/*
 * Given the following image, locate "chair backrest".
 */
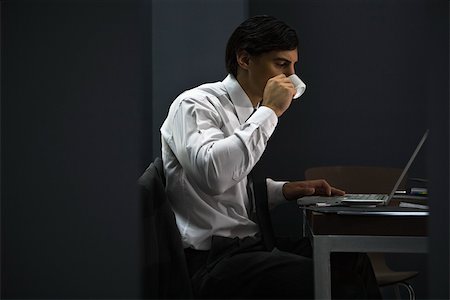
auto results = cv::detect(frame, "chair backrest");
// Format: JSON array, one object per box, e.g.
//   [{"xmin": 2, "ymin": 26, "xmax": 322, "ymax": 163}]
[
  {"xmin": 139, "ymin": 157, "xmax": 193, "ymax": 299},
  {"xmin": 304, "ymin": 166, "xmax": 406, "ymax": 194}
]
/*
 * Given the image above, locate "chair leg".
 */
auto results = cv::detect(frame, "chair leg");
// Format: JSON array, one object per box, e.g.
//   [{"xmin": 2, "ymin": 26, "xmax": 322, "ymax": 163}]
[
  {"xmin": 398, "ymin": 282, "xmax": 415, "ymax": 300},
  {"xmin": 392, "ymin": 282, "xmax": 416, "ymax": 300}
]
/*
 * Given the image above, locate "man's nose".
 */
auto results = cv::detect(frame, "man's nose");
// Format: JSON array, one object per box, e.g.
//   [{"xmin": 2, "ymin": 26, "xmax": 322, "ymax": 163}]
[{"xmin": 286, "ymin": 65, "xmax": 296, "ymax": 77}]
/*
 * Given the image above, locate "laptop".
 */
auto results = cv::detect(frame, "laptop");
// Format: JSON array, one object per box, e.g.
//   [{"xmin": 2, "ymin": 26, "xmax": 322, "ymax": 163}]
[{"xmin": 297, "ymin": 130, "xmax": 429, "ymax": 207}]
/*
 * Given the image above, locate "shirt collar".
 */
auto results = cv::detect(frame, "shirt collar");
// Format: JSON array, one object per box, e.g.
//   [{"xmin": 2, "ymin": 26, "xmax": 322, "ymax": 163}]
[{"xmin": 223, "ymin": 74, "xmax": 255, "ymax": 124}]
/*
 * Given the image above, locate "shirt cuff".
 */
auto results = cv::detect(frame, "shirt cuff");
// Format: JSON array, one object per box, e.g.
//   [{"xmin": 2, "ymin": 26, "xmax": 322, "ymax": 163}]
[
  {"xmin": 266, "ymin": 178, "xmax": 289, "ymax": 209},
  {"xmin": 246, "ymin": 106, "xmax": 278, "ymax": 135}
]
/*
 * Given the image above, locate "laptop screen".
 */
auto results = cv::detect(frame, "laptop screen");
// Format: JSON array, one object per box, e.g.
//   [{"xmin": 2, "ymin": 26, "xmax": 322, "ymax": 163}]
[{"xmin": 386, "ymin": 129, "xmax": 429, "ymax": 203}]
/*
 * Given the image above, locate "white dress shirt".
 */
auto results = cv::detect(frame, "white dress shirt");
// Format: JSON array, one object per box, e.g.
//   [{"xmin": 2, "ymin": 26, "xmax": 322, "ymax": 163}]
[{"xmin": 160, "ymin": 74, "xmax": 288, "ymax": 250}]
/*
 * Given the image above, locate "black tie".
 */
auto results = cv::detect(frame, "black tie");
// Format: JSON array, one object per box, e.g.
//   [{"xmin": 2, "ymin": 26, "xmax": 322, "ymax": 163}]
[
  {"xmin": 248, "ymin": 169, "xmax": 275, "ymax": 250},
  {"xmin": 246, "ymin": 173, "xmax": 257, "ymax": 221}
]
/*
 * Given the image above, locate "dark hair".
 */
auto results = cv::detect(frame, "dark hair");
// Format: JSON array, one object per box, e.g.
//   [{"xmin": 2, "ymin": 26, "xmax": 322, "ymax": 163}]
[{"xmin": 225, "ymin": 15, "xmax": 299, "ymax": 77}]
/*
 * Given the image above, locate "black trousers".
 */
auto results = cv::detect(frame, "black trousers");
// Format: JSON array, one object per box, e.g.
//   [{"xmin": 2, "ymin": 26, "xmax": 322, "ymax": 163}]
[{"xmin": 185, "ymin": 235, "xmax": 382, "ymax": 299}]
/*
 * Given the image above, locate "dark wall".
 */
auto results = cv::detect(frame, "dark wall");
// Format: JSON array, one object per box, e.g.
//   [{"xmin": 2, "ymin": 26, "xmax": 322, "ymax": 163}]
[
  {"xmin": 425, "ymin": 2, "xmax": 449, "ymax": 297},
  {"xmin": 1, "ymin": 1, "xmax": 147, "ymax": 298},
  {"xmin": 150, "ymin": 0, "xmax": 248, "ymax": 157},
  {"xmin": 250, "ymin": 0, "xmax": 430, "ymax": 181}
]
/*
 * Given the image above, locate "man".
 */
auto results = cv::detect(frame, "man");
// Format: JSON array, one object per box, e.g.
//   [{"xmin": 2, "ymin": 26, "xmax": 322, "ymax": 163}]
[{"xmin": 160, "ymin": 15, "xmax": 381, "ymax": 299}]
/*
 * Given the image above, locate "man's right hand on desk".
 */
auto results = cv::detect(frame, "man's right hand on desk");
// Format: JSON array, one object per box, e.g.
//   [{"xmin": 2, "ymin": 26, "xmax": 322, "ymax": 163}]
[{"xmin": 282, "ymin": 179, "xmax": 346, "ymax": 201}]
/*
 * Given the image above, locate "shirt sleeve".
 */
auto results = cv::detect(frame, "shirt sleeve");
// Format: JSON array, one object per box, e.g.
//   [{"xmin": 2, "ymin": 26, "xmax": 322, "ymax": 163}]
[
  {"xmin": 266, "ymin": 178, "xmax": 289, "ymax": 209},
  {"xmin": 168, "ymin": 97, "xmax": 278, "ymax": 195}
]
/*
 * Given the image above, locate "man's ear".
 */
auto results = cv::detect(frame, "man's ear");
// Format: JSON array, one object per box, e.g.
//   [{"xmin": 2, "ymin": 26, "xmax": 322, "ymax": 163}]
[{"xmin": 236, "ymin": 49, "xmax": 251, "ymax": 70}]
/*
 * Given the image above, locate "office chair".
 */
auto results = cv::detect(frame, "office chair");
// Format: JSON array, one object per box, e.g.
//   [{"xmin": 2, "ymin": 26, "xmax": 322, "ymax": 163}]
[
  {"xmin": 304, "ymin": 165, "xmax": 419, "ymax": 300},
  {"xmin": 137, "ymin": 158, "xmax": 278, "ymax": 298},
  {"xmin": 138, "ymin": 157, "xmax": 193, "ymax": 299}
]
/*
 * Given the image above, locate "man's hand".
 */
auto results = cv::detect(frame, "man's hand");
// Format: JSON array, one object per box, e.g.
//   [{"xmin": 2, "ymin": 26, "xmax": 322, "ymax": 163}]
[
  {"xmin": 261, "ymin": 74, "xmax": 296, "ymax": 117},
  {"xmin": 282, "ymin": 179, "xmax": 346, "ymax": 201}
]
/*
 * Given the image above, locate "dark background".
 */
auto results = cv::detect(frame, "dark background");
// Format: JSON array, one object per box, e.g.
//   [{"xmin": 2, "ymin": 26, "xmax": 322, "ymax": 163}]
[{"xmin": 1, "ymin": 0, "xmax": 448, "ymax": 298}]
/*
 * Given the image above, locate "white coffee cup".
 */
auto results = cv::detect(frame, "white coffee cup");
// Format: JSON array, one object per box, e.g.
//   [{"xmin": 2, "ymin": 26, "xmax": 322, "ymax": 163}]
[{"xmin": 288, "ymin": 74, "xmax": 306, "ymax": 99}]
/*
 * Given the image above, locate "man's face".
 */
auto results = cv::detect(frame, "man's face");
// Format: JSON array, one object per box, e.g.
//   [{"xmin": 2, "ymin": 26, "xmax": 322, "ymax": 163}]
[{"xmin": 247, "ymin": 49, "xmax": 298, "ymax": 99}]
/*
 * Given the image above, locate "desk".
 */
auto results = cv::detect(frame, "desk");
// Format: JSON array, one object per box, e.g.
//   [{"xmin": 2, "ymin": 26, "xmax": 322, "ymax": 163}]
[{"xmin": 303, "ymin": 205, "xmax": 428, "ymax": 299}]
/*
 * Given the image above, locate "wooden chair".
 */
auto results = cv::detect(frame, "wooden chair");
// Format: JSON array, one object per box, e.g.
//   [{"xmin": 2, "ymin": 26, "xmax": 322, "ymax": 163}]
[{"xmin": 304, "ymin": 166, "xmax": 419, "ymax": 300}]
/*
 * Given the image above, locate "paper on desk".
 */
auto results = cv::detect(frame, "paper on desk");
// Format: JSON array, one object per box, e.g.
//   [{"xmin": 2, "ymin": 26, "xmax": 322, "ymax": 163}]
[{"xmin": 399, "ymin": 202, "xmax": 429, "ymax": 210}]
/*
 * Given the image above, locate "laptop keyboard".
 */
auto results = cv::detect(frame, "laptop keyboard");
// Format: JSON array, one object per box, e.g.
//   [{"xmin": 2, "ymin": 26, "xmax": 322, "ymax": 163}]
[{"xmin": 344, "ymin": 194, "xmax": 387, "ymax": 200}]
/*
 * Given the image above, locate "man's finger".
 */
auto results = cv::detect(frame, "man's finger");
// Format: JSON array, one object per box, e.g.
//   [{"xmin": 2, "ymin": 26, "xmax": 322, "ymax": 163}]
[
  {"xmin": 299, "ymin": 187, "xmax": 316, "ymax": 196},
  {"xmin": 331, "ymin": 187, "xmax": 346, "ymax": 196},
  {"xmin": 314, "ymin": 179, "xmax": 332, "ymax": 196}
]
